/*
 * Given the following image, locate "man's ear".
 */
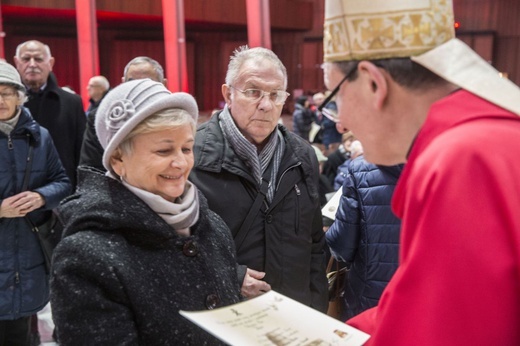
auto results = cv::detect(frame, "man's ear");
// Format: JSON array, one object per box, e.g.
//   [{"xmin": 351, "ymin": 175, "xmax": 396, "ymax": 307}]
[
  {"xmin": 221, "ymin": 84, "xmax": 232, "ymax": 106},
  {"xmin": 358, "ymin": 61, "xmax": 388, "ymax": 110}
]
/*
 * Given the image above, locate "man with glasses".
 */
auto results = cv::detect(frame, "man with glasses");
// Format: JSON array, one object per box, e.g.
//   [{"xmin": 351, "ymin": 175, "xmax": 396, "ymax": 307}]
[
  {"xmin": 190, "ymin": 46, "xmax": 328, "ymax": 312},
  {"xmin": 322, "ymin": 0, "xmax": 520, "ymax": 345}
]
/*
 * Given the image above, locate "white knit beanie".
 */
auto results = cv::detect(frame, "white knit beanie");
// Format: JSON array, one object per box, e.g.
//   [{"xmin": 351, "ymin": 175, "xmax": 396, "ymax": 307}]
[
  {"xmin": 95, "ymin": 79, "xmax": 198, "ymax": 171},
  {"xmin": 0, "ymin": 60, "xmax": 25, "ymax": 91}
]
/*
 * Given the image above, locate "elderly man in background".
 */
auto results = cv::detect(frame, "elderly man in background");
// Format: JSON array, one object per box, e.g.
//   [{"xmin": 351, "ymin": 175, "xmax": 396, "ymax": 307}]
[
  {"xmin": 14, "ymin": 40, "xmax": 86, "ymax": 189},
  {"xmin": 320, "ymin": 0, "xmax": 520, "ymax": 344},
  {"xmin": 86, "ymin": 75, "xmax": 109, "ymax": 117},
  {"xmin": 79, "ymin": 56, "xmax": 166, "ymax": 171}
]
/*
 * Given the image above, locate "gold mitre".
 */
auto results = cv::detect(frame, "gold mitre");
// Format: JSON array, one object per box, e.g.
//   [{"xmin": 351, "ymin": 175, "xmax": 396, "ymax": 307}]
[{"xmin": 324, "ymin": 0, "xmax": 455, "ymax": 62}]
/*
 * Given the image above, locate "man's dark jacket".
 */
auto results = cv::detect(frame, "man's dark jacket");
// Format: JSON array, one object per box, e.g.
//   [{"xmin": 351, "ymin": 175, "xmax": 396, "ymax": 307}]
[
  {"xmin": 24, "ymin": 72, "xmax": 86, "ymax": 188},
  {"xmin": 190, "ymin": 112, "xmax": 328, "ymax": 312},
  {"xmin": 79, "ymin": 92, "xmax": 109, "ymax": 171}
]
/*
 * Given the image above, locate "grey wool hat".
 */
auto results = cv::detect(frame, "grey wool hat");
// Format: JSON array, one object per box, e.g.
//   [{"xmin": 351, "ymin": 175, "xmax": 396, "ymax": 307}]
[
  {"xmin": 95, "ymin": 78, "xmax": 199, "ymax": 171},
  {"xmin": 0, "ymin": 60, "xmax": 25, "ymax": 91}
]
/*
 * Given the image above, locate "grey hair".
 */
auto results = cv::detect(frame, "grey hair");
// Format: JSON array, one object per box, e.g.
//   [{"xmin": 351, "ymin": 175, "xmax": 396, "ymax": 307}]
[
  {"xmin": 17, "ymin": 89, "xmax": 28, "ymax": 104},
  {"xmin": 15, "ymin": 40, "xmax": 52, "ymax": 59},
  {"xmin": 225, "ymin": 45, "xmax": 288, "ymax": 89},
  {"xmin": 123, "ymin": 56, "xmax": 164, "ymax": 83},
  {"xmin": 117, "ymin": 108, "xmax": 196, "ymax": 157}
]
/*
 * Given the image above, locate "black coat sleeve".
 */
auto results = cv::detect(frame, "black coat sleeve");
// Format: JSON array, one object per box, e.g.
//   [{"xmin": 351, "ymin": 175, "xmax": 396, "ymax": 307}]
[{"xmin": 79, "ymin": 108, "xmax": 106, "ymax": 171}]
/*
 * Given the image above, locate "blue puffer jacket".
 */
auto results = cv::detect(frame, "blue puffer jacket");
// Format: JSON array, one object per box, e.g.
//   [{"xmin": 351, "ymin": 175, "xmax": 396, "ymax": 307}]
[
  {"xmin": 333, "ymin": 158, "xmax": 350, "ymax": 191},
  {"xmin": 292, "ymin": 103, "xmax": 316, "ymax": 140},
  {"xmin": 326, "ymin": 156, "xmax": 403, "ymax": 320},
  {"xmin": 0, "ymin": 107, "xmax": 71, "ymax": 320}
]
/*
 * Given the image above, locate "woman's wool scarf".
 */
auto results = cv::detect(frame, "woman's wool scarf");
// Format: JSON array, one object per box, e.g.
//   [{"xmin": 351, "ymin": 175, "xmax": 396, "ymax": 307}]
[
  {"xmin": 0, "ymin": 108, "xmax": 21, "ymax": 136},
  {"xmin": 108, "ymin": 172, "xmax": 199, "ymax": 237}
]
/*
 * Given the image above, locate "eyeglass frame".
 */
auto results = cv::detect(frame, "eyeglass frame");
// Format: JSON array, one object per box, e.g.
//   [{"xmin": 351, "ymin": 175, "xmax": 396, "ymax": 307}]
[
  {"xmin": 0, "ymin": 89, "xmax": 18, "ymax": 100},
  {"xmin": 229, "ymin": 85, "xmax": 290, "ymax": 105},
  {"xmin": 318, "ymin": 62, "xmax": 359, "ymax": 112}
]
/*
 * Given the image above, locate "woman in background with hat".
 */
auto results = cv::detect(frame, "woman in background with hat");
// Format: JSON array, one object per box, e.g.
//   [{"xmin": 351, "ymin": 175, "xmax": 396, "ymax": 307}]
[
  {"xmin": 0, "ymin": 61, "xmax": 71, "ymax": 345},
  {"xmin": 50, "ymin": 79, "xmax": 242, "ymax": 345}
]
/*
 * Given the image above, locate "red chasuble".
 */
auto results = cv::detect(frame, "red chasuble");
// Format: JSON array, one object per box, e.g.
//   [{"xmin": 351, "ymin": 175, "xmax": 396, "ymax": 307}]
[{"xmin": 348, "ymin": 90, "xmax": 520, "ymax": 345}]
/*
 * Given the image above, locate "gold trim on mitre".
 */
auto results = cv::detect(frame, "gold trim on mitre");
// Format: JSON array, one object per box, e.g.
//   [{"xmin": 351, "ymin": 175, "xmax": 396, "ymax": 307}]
[
  {"xmin": 324, "ymin": 0, "xmax": 455, "ymax": 62},
  {"xmin": 412, "ymin": 38, "xmax": 520, "ymax": 116}
]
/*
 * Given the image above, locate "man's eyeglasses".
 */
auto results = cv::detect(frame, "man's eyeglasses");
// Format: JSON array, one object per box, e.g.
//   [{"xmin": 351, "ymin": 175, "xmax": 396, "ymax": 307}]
[
  {"xmin": 318, "ymin": 62, "xmax": 359, "ymax": 112},
  {"xmin": 0, "ymin": 90, "xmax": 17, "ymax": 100},
  {"xmin": 230, "ymin": 86, "xmax": 290, "ymax": 105}
]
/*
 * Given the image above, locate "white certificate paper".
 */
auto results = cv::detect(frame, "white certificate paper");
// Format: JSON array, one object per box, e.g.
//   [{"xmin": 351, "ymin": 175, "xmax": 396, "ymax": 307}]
[
  {"xmin": 322, "ymin": 188, "xmax": 342, "ymax": 220},
  {"xmin": 180, "ymin": 290, "xmax": 370, "ymax": 346}
]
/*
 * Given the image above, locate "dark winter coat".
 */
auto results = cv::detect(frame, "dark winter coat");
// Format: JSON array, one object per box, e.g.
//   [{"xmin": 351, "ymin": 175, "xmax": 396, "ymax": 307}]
[
  {"xmin": 51, "ymin": 167, "xmax": 242, "ymax": 345},
  {"xmin": 0, "ymin": 107, "xmax": 71, "ymax": 320},
  {"xmin": 322, "ymin": 145, "xmax": 350, "ymax": 188},
  {"xmin": 325, "ymin": 156, "xmax": 403, "ymax": 320},
  {"xmin": 317, "ymin": 101, "xmax": 342, "ymax": 147},
  {"xmin": 333, "ymin": 158, "xmax": 351, "ymax": 191},
  {"xmin": 292, "ymin": 103, "xmax": 316, "ymax": 141},
  {"xmin": 190, "ymin": 112, "xmax": 328, "ymax": 313},
  {"xmin": 24, "ymin": 72, "xmax": 86, "ymax": 187},
  {"xmin": 79, "ymin": 92, "xmax": 109, "ymax": 171},
  {"xmin": 85, "ymin": 90, "xmax": 108, "ymax": 118}
]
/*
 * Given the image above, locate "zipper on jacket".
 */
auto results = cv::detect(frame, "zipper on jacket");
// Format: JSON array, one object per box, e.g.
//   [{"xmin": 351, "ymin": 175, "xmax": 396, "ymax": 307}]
[
  {"xmin": 8, "ymin": 134, "xmax": 13, "ymax": 149},
  {"xmin": 294, "ymin": 183, "xmax": 301, "ymax": 234},
  {"xmin": 15, "ymin": 272, "xmax": 20, "ymax": 284},
  {"xmin": 275, "ymin": 162, "xmax": 302, "ymax": 192}
]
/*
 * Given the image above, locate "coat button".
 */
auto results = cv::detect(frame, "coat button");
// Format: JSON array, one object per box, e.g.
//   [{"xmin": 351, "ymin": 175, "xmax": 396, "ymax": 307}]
[
  {"xmin": 205, "ymin": 293, "xmax": 220, "ymax": 309},
  {"xmin": 266, "ymin": 214, "xmax": 273, "ymax": 223},
  {"xmin": 182, "ymin": 241, "xmax": 198, "ymax": 257}
]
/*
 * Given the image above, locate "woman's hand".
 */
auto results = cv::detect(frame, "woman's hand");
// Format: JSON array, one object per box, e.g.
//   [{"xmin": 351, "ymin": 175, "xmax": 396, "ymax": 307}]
[{"xmin": 0, "ymin": 191, "xmax": 45, "ymax": 218}]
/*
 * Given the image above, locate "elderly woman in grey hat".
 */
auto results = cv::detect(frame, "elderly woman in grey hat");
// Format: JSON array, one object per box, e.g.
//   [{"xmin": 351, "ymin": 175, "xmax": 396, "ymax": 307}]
[
  {"xmin": 50, "ymin": 79, "xmax": 242, "ymax": 345},
  {"xmin": 0, "ymin": 61, "xmax": 71, "ymax": 344}
]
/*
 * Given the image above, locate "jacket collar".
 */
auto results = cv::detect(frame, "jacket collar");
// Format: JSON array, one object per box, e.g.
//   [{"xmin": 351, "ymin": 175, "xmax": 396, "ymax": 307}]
[
  {"xmin": 195, "ymin": 111, "xmax": 310, "ymax": 173},
  {"xmin": 410, "ymin": 90, "xmax": 517, "ymax": 159},
  {"xmin": 194, "ymin": 111, "xmax": 318, "ymax": 198},
  {"xmin": 43, "ymin": 72, "xmax": 61, "ymax": 95},
  {"xmin": 9, "ymin": 107, "xmax": 41, "ymax": 143},
  {"xmin": 24, "ymin": 72, "xmax": 60, "ymax": 96}
]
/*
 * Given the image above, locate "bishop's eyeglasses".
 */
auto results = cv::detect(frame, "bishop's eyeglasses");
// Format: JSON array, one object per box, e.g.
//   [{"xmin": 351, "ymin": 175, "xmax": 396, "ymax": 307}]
[{"xmin": 318, "ymin": 62, "xmax": 359, "ymax": 112}]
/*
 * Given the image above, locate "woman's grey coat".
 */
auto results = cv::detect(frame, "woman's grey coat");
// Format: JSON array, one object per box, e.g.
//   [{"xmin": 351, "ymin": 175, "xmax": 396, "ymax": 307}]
[{"xmin": 51, "ymin": 167, "xmax": 241, "ymax": 345}]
